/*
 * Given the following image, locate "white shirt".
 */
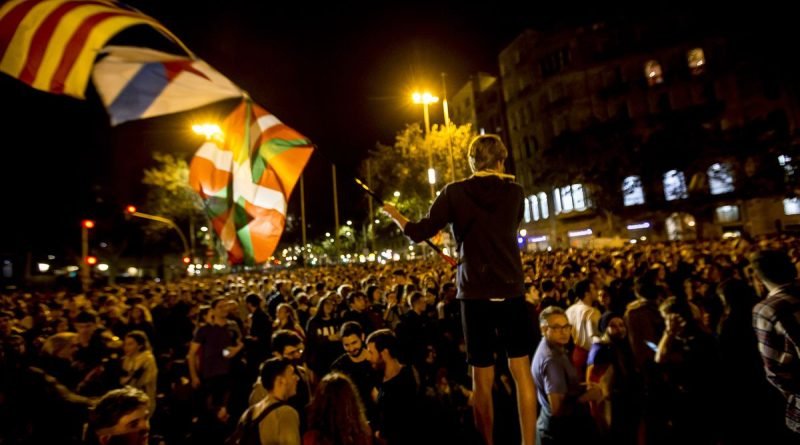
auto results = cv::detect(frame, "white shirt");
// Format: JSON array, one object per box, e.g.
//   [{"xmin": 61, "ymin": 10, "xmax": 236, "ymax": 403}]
[{"xmin": 565, "ymin": 300, "xmax": 601, "ymax": 351}]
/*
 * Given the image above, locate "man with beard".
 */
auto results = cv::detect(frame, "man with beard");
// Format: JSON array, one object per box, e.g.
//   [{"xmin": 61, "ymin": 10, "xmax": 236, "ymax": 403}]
[
  {"xmin": 331, "ymin": 322, "xmax": 377, "ymax": 420},
  {"xmin": 83, "ymin": 387, "xmax": 150, "ymax": 445},
  {"xmin": 366, "ymin": 329, "xmax": 424, "ymax": 445}
]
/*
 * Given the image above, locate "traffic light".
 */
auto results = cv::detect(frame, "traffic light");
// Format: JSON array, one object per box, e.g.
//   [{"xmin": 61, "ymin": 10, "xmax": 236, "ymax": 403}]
[
  {"xmin": 85, "ymin": 256, "xmax": 97, "ymax": 265},
  {"xmin": 82, "ymin": 220, "xmax": 95, "ymax": 229},
  {"xmin": 182, "ymin": 256, "xmax": 191, "ymax": 264},
  {"xmin": 126, "ymin": 205, "xmax": 137, "ymax": 214}
]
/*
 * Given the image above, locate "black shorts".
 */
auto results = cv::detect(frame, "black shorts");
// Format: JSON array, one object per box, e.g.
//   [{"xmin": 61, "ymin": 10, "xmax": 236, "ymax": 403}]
[{"xmin": 461, "ymin": 296, "xmax": 532, "ymax": 367}]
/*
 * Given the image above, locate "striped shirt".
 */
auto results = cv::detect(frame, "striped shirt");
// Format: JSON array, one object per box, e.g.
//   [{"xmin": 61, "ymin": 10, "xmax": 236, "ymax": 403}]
[{"xmin": 753, "ymin": 283, "xmax": 800, "ymax": 434}]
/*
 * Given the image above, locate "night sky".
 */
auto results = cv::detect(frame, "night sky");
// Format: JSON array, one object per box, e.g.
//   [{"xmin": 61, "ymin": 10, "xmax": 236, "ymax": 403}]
[{"xmin": 0, "ymin": 0, "xmax": 775, "ymax": 260}]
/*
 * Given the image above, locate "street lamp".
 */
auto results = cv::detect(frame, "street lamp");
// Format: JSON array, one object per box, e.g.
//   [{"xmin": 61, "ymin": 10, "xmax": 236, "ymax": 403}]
[
  {"xmin": 412, "ymin": 91, "xmax": 440, "ymax": 199},
  {"xmin": 412, "ymin": 92, "xmax": 439, "ymax": 136},
  {"xmin": 80, "ymin": 219, "xmax": 94, "ymax": 291},
  {"xmin": 192, "ymin": 123, "xmax": 223, "ymax": 142},
  {"xmin": 125, "ymin": 206, "xmax": 191, "ymax": 265}
]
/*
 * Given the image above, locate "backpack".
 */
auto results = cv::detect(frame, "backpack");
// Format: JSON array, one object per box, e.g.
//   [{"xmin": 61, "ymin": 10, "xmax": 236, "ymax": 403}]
[{"xmin": 226, "ymin": 401, "xmax": 288, "ymax": 445}]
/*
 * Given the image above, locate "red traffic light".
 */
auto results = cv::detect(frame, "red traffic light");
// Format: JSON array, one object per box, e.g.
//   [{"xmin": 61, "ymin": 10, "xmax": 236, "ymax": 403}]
[
  {"xmin": 182, "ymin": 256, "xmax": 191, "ymax": 264},
  {"xmin": 82, "ymin": 220, "xmax": 95, "ymax": 229},
  {"xmin": 85, "ymin": 256, "xmax": 97, "ymax": 265},
  {"xmin": 126, "ymin": 205, "xmax": 137, "ymax": 214}
]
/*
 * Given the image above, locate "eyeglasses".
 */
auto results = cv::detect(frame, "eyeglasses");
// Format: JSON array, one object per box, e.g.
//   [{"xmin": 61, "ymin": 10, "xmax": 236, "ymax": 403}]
[
  {"xmin": 285, "ymin": 348, "xmax": 304, "ymax": 357},
  {"xmin": 546, "ymin": 324, "xmax": 572, "ymax": 332}
]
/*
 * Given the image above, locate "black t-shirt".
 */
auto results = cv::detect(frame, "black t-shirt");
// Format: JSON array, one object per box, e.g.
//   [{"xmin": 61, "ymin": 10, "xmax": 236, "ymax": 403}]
[
  {"xmin": 377, "ymin": 365, "xmax": 421, "ymax": 445},
  {"xmin": 193, "ymin": 321, "xmax": 240, "ymax": 379},
  {"xmin": 331, "ymin": 353, "xmax": 377, "ymax": 418}
]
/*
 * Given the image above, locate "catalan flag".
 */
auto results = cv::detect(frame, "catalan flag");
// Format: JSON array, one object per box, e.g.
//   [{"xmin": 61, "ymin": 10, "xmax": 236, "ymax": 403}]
[
  {"xmin": 189, "ymin": 99, "xmax": 314, "ymax": 265},
  {"xmin": 92, "ymin": 46, "xmax": 243, "ymax": 125},
  {"xmin": 0, "ymin": 0, "xmax": 191, "ymax": 98}
]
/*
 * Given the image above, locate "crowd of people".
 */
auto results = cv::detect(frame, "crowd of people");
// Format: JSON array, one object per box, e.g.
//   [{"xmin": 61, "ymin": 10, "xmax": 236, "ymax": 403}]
[{"xmin": 0, "ymin": 235, "xmax": 798, "ymax": 444}]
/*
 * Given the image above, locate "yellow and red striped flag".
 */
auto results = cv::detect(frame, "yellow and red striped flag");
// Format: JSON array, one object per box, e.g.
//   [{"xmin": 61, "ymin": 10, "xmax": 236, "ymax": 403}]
[
  {"xmin": 0, "ymin": 0, "xmax": 191, "ymax": 98},
  {"xmin": 189, "ymin": 99, "xmax": 314, "ymax": 265}
]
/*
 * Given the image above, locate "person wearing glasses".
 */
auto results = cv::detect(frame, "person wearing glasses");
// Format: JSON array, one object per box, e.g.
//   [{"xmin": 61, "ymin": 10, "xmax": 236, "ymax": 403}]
[
  {"xmin": 250, "ymin": 330, "xmax": 313, "ymax": 434},
  {"xmin": 532, "ymin": 306, "xmax": 603, "ymax": 444}
]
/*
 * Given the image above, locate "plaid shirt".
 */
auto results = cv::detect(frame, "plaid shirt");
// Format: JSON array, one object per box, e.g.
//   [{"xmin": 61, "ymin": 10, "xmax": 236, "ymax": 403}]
[{"xmin": 753, "ymin": 283, "xmax": 800, "ymax": 434}]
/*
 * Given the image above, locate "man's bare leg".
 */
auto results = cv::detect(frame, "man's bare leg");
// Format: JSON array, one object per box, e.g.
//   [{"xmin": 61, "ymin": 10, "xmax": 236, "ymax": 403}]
[
  {"xmin": 472, "ymin": 365, "xmax": 495, "ymax": 445},
  {"xmin": 509, "ymin": 355, "xmax": 537, "ymax": 445}
]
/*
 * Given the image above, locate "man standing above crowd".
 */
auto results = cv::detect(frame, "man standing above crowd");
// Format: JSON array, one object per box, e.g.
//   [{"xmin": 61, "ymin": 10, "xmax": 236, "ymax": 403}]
[{"xmin": 383, "ymin": 134, "xmax": 536, "ymax": 445}]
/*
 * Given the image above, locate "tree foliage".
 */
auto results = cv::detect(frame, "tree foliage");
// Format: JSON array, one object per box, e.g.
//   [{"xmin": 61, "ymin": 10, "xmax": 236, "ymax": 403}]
[
  {"xmin": 362, "ymin": 122, "xmax": 476, "ymax": 219},
  {"xmin": 141, "ymin": 152, "xmax": 209, "ymax": 250}
]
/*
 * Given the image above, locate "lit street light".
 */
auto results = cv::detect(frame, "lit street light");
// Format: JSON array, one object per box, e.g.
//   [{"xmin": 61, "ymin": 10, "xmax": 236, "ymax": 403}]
[
  {"xmin": 428, "ymin": 168, "xmax": 436, "ymax": 185},
  {"xmin": 192, "ymin": 123, "xmax": 223, "ymax": 141},
  {"xmin": 413, "ymin": 91, "xmax": 440, "ymax": 199},
  {"xmin": 125, "ymin": 205, "xmax": 191, "ymax": 266}
]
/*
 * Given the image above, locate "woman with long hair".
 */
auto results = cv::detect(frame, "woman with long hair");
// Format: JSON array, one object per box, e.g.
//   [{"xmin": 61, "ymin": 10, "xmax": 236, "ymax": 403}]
[
  {"xmin": 126, "ymin": 304, "xmax": 155, "ymax": 344},
  {"xmin": 274, "ymin": 303, "xmax": 305, "ymax": 339},
  {"xmin": 304, "ymin": 372, "xmax": 372, "ymax": 445},
  {"xmin": 120, "ymin": 330, "xmax": 158, "ymax": 414},
  {"xmin": 305, "ymin": 295, "xmax": 341, "ymax": 375}
]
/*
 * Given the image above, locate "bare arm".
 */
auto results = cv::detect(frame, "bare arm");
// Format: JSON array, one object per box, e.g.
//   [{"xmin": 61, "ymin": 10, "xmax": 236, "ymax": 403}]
[
  {"xmin": 187, "ymin": 341, "xmax": 201, "ymax": 388},
  {"xmin": 548, "ymin": 393, "xmax": 566, "ymax": 416}
]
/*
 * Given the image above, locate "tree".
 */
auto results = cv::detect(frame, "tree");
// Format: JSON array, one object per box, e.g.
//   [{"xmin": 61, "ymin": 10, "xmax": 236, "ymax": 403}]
[
  {"xmin": 141, "ymin": 152, "xmax": 216, "ymax": 256},
  {"xmin": 362, "ymin": 122, "xmax": 476, "ymax": 219}
]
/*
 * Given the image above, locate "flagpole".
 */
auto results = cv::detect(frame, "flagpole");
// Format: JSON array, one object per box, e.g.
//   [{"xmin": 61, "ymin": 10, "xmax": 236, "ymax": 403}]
[
  {"xmin": 367, "ymin": 159, "xmax": 375, "ymax": 251},
  {"xmin": 332, "ymin": 164, "xmax": 340, "ymax": 241},
  {"xmin": 300, "ymin": 174, "xmax": 307, "ymax": 247}
]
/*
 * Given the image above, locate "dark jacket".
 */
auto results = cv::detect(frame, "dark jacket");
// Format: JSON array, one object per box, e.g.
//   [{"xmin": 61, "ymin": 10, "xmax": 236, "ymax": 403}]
[{"xmin": 404, "ymin": 174, "xmax": 525, "ymax": 300}]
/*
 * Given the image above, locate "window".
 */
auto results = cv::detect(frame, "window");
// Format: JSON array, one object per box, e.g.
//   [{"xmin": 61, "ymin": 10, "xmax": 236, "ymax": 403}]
[
  {"xmin": 538, "ymin": 192, "xmax": 549, "ymax": 219},
  {"xmin": 572, "ymin": 184, "xmax": 587, "ymax": 211},
  {"xmin": 663, "ymin": 170, "xmax": 688, "ymax": 201},
  {"xmin": 784, "ymin": 198, "xmax": 800, "ymax": 215},
  {"xmin": 524, "ymin": 197, "xmax": 532, "ymax": 223},
  {"xmin": 554, "ymin": 184, "xmax": 588, "ymax": 214},
  {"xmin": 527, "ymin": 194, "xmax": 540, "ymax": 221},
  {"xmin": 644, "ymin": 60, "xmax": 664, "ymax": 86},
  {"xmin": 779, "ymin": 154, "xmax": 795, "ymax": 176},
  {"xmin": 716, "ymin": 205, "xmax": 740, "ymax": 223},
  {"xmin": 688, "ymin": 48, "xmax": 706, "ymax": 75},
  {"xmin": 622, "ymin": 175, "xmax": 645, "ymax": 206},
  {"xmin": 708, "ymin": 162, "xmax": 735, "ymax": 195},
  {"xmin": 559, "ymin": 187, "xmax": 573, "ymax": 213}
]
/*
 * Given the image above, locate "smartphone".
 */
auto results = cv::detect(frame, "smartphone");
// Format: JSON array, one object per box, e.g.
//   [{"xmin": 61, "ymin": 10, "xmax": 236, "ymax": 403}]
[
  {"xmin": 222, "ymin": 348, "xmax": 231, "ymax": 358},
  {"xmin": 645, "ymin": 341, "xmax": 658, "ymax": 352}
]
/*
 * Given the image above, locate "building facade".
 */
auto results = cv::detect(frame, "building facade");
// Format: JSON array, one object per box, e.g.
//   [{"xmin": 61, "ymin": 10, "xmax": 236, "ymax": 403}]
[{"xmin": 498, "ymin": 19, "xmax": 800, "ymax": 248}]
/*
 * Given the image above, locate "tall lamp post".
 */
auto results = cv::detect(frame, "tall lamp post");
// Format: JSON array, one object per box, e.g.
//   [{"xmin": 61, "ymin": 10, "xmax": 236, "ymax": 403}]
[
  {"xmin": 441, "ymin": 73, "xmax": 457, "ymax": 183},
  {"xmin": 412, "ymin": 91, "xmax": 439, "ymax": 200},
  {"xmin": 126, "ymin": 206, "xmax": 191, "ymax": 264},
  {"xmin": 80, "ymin": 219, "xmax": 94, "ymax": 291}
]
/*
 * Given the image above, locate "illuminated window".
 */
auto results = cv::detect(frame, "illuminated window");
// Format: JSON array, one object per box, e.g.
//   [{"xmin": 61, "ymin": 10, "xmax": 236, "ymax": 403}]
[
  {"xmin": 560, "ymin": 186, "xmax": 574, "ymax": 213},
  {"xmin": 527, "ymin": 195, "xmax": 541, "ymax": 222},
  {"xmin": 645, "ymin": 60, "xmax": 664, "ymax": 86},
  {"xmin": 779, "ymin": 154, "xmax": 795, "ymax": 176},
  {"xmin": 784, "ymin": 198, "xmax": 800, "ymax": 215},
  {"xmin": 622, "ymin": 175, "xmax": 645, "ymax": 206},
  {"xmin": 554, "ymin": 188, "xmax": 562, "ymax": 214},
  {"xmin": 688, "ymin": 48, "xmax": 706, "ymax": 74},
  {"xmin": 708, "ymin": 163, "xmax": 735, "ymax": 195},
  {"xmin": 572, "ymin": 184, "xmax": 587, "ymax": 211},
  {"xmin": 554, "ymin": 184, "xmax": 588, "ymax": 214},
  {"xmin": 716, "ymin": 205, "xmax": 740, "ymax": 223},
  {"xmin": 524, "ymin": 197, "xmax": 532, "ymax": 223},
  {"xmin": 663, "ymin": 170, "xmax": 688, "ymax": 201},
  {"xmin": 538, "ymin": 192, "xmax": 549, "ymax": 219}
]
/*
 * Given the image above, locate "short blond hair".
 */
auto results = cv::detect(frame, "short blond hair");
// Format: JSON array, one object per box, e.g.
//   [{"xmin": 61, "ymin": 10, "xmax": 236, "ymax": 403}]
[{"xmin": 468, "ymin": 134, "xmax": 508, "ymax": 172}]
